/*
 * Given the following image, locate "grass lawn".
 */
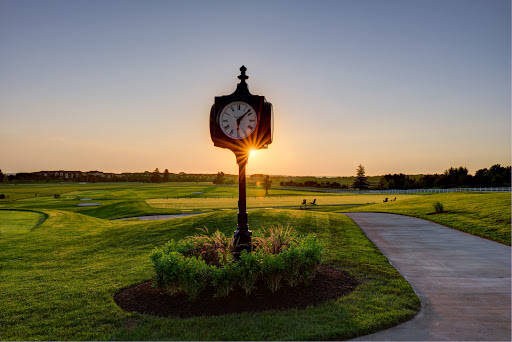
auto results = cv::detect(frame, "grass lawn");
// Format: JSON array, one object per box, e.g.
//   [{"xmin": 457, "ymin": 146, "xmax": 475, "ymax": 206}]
[
  {"xmin": 341, "ymin": 192, "xmax": 511, "ymax": 245},
  {"xmin": 147, "ymin": 193, "xmax": 418, "ymax": 210},
  {"xmin": 0, "ymin": 210, "xmax": 46, "ymax": 237},
  {"xmin": 1, "ymin": 183, "xmax": 510, "ymax": 339},
  {"xmin": 0, "ymin": 206, "xmax": 420, "ymax": 340}
]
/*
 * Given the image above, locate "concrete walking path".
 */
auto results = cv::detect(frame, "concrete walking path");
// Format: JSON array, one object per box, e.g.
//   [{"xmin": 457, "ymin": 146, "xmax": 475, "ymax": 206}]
[{"xmin": 344, "ymin": 212, "xmax": 511, "ymax": 341}]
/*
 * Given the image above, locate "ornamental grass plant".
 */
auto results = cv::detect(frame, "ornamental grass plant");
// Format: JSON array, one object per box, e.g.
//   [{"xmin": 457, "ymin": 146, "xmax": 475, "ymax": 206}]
[
  {"xmin": 433, "ymin": 202, "xmax": 444, "ymax": 214},
  {"xmin": 149, "ymin": 225, "xmax": 323, "ymax": 300}
]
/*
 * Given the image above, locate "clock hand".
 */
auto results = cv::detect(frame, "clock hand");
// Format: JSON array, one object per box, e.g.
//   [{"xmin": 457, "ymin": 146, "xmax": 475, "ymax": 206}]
[{"xmin": 237, "ymin": 109, "xmax": 251, "ymax": 125}]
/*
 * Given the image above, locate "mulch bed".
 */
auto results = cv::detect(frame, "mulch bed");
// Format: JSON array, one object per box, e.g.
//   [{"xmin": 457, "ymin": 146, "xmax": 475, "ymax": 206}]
[{"xmin": 114, "ymin": 265, "xmax": 359, "ymax": 318}]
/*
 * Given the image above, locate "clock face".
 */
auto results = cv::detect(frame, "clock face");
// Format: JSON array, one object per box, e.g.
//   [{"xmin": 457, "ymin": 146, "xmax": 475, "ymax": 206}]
[{"xmin": 219, "ymin": 101, "xmax": 257, "ymax": 139}]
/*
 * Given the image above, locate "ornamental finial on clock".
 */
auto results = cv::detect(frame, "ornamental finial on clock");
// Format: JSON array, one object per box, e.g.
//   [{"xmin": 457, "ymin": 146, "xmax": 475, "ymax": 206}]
[
  {"xmin": 233, "ymin": 65, "xmax": 251, "ymax": 96},
  {"xmin": 238, "ymin": 65, "xmax": 248, "ymax": 83}
]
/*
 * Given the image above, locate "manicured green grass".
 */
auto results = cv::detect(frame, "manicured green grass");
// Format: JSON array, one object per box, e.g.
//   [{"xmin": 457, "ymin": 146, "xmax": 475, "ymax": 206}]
[
  {"xmin": 0, "ymin": 182, "xmax": 345, "ymax": 203},
  {"xmin": 147, "ymin": 194, "xmax": 418, "ymax": 210},
  {"xmin": 0, "ymin": 209, "xmax": 46, "ymax": 236},
  {"xmin": 342, "ymin": 192, "xmax": 511, "ymax": 245},
  {"xmin": 0, "ymin": 209, "xmax": 420, "ymax": 340},
  {"xmin": 2, "ymin": 183, "xmax": 509, "ymax": 339},
  {"xmin": 1, "ymin": 183, "xmax": 416, "ymax": 219}
]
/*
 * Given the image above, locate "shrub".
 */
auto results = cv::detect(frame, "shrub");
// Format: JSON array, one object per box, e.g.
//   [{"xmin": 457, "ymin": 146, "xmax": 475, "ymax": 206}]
[
  {"xmin": 149, "ymin": 225, "xmax": 324, "ymax": 300},
  {"xmin": 237, "ymin": 250, "xmax": 261, "ymax": 294},
  {"xmin": 433, "ymin": 202, "xmax": 444, "ymax": 214},
  {"xmin": 178, "ymin": 256, "xmax": 210, "ymax": 300},
  {"xmin": 210, "ymin": 262, "xmax": 240, "ymax": 297},
  {"xmin": 149, "ymin": 250, "xmax": 184, "ymax": 296},
  {"xmin": 0, "ymin": 194, "xmax": 5, "ymax": 199},
  {"xmin": 260, "ymin": 251, "xmax": 285, "ymax": 292},
  {"xmin": 297, "ymin": 234, "xmax": 323, "ymax": 285}
]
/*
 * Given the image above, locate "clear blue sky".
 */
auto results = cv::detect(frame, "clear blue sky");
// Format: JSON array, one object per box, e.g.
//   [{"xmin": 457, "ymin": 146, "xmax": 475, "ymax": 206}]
[{"xmin": 1, "ymin": 0, "xmax": 510, "ymax": 176}]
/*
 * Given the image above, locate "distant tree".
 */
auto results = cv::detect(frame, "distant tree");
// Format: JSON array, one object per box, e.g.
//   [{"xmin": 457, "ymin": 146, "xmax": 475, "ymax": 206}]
[
  {"xmin": 378, "ymin": 173, "xmax": 418, "ymax": 190},
  {"xmin": 262, "ymin": 175, "xmax": 272, "ymax": 195},
  {"xmin": 0, "ymin": 169, "xmax": 3, "ymax": 183},
  {"xmin": 443, "ymin": 166, "xmax": 470, "ymax": 187},
  {"xmin": 475, "ymin": 164, "xmax": 511, "ymax": 187},
  {"xmin": 213, "ymin": 171, "xmax": 225, "ymax": 185},
  {"xmin": 151, "ymin": 168, "xmax": 161, "ymax": 183},
  {"xmin": 418, "ymin": 174, "xmax": 438, "ymax": 188},
  {"xmin": 352, "ymin": 164, "xmax": 370, "ymax": 191},
  {"xmin": 163, "ymin": 169, "xmax": 169, "ymax": 182}
]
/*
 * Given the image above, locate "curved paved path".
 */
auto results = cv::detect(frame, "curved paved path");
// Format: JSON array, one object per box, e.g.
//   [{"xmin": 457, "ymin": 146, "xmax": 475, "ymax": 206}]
[{"xmin": 344, "ymin": 212, "xmax": 511, "ymax": 341}]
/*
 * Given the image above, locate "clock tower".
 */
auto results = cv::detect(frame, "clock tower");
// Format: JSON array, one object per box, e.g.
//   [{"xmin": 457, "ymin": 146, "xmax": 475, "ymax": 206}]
[{"xmin": 210, "ymin": 66, "xmax": 274, "ymax": 255}]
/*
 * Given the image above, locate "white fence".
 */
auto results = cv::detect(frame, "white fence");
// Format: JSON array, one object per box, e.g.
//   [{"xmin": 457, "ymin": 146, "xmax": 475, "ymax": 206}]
[{"xmin": 276, "ymin": 187, "xmax": 511, "ymax": 194}]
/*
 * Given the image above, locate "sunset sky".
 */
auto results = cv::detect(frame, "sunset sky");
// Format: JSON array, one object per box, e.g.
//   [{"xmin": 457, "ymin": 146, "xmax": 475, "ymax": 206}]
[{"xmin": 1, "ymin": 0, "xmax": 510, "ymax": 176}]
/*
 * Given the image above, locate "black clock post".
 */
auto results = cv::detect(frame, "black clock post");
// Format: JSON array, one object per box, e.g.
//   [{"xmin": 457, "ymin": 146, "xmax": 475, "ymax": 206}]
[
  {"xmin": 210, "ymin": 66, "xmax": 274, "ymax": 257},
  {"xmin": 234, "ymin": 151, "xmax": 250, "ymax": 255}
]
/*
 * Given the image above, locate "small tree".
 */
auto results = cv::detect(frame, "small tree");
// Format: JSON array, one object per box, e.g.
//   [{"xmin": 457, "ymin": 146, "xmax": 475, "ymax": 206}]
[
  {"xmin": 163, "ymin": 169, "xmax": 170, "ymax": 182},
  {"xmin": 213, "ymin": 172, "xmax": 225, "ymax": 185},
  {"xmin": 352, "ymin": 164, "xmax": 370, "ymax": 191},
  {"xmin": 151, "ymin": 168, "xmax": 161, "ymax": 183},
  {"xmin": 262, "ymin": 175, "xmax": 272, "ymax": 195}
]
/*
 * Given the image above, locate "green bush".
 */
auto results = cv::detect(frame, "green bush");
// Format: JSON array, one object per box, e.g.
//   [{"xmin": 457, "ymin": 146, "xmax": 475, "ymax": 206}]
[
  {"xmin": 433, "ymin": 202, "xmax": 444, "ymax": 214},
  {"xmin": 150, "ymin": 250, "xmax": 184, "ymax": 296},
  {"xmin": 237, "ymin": 250, "xmax": 261, "ymax": 294},
  {"xmin": 178, "ymin": 256, "xmax": 210, "ymax": 300},
  {"xmin": 149, "ymin": 226, "xmax": 324, "ymax": 300},
  {"xmin": 211, "ymin": 261, "xmax": 240, "ymax": 297}
]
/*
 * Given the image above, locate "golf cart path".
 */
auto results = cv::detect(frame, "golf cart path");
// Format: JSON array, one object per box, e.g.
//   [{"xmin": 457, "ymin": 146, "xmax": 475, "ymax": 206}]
[{"xmin": 344, "ymin": 212, "xmax": 511, "ymax": 341}]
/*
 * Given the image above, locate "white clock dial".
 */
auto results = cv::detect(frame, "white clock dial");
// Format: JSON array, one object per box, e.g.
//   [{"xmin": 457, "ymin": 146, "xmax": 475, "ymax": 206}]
[{"xmin": 219, "ymin": 101, "xmax": 257, "ymax": 139}]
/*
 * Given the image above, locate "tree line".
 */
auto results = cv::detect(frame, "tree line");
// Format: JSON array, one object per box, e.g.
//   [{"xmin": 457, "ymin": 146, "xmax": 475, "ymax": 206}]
[
  {"xmin": 2, "ymin": 164, "xmax": 510, "ymax": 190},
  {"xmin": 377, "ymin": 164, "xmax": 511, "ymax": 190},
  {"xmin": 1, "ymin": 168, "xmax": 219, "ymax": 184},
  {"xmin": 277, "ymin": 164, "xmax": 511, "ymax": 191}
]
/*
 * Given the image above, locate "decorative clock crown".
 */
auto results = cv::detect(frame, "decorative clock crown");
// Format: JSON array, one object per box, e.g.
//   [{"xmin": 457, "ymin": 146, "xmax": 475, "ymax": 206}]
[
  {"xmin": 233, "ymin": 65, "xmax": 252, "ymax": 96},
  {"xmin": 238, "ymin": 65, "xmax": 248, "ymax": 83}
]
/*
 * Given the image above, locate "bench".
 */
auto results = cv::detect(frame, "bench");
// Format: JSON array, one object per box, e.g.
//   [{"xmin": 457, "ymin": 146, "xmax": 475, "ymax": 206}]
[{"xmin": 300, "ymin": 199, "xmax": 307, "ymax": 210}]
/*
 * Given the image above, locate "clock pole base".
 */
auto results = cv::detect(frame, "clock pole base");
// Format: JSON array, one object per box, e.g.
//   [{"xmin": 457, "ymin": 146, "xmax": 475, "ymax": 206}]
[{"xmin": 233, "ymin": 224, "xmax": 252, "ymax": 258}]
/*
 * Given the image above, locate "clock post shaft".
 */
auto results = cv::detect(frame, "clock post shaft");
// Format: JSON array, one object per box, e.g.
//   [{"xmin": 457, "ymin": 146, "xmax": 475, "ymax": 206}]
[{"xmin": 233, "ymin": 155, "xmax": 251, "ymax": 257}]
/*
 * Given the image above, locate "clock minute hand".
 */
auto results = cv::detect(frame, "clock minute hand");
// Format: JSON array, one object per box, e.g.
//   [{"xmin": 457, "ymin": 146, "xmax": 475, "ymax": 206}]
[{"xmin": 237, "ymin": 109, "xmax": 251, "ymax": 125}]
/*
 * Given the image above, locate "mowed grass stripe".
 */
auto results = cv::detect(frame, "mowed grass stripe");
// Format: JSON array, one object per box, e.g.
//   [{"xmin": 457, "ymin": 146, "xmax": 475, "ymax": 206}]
[
  {"xmin": 0, "ymin": 209, "xmax": 47, "ymax": 236},
  {"xmin": 147, "ymin": 194, "xmax": 418, "ymax": 210}
]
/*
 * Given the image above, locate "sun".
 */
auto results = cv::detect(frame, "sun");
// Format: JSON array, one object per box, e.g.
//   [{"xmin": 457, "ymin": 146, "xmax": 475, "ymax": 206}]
[{"xmin": 249, "ymin": 149, "xmax": 257, "ymax": 157}]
